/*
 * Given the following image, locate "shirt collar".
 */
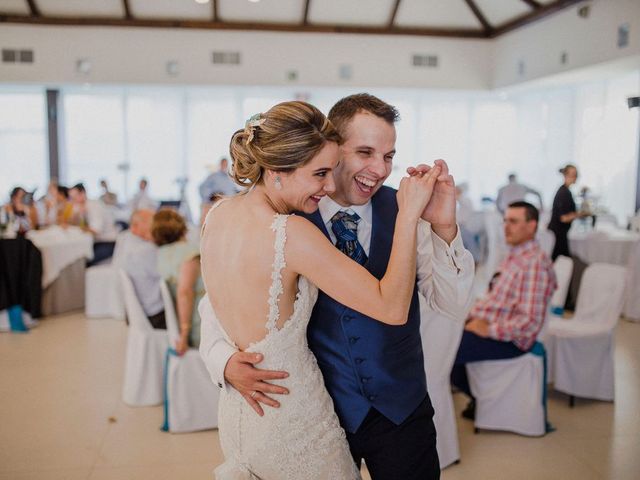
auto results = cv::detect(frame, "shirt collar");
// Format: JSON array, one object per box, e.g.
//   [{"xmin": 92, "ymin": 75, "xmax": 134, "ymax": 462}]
[
  {"xmin": 508, "ymin": 239, "xmax": 539, "ymax": 257},
  {"xmin": 318, "ymin": 196, "xmax": 372, "ymax": 226}
]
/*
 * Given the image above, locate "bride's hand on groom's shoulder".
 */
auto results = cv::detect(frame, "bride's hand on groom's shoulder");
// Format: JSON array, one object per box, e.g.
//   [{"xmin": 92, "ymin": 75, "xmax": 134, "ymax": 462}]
[{"xmin": 225, "ymin": 351, "xmax": 290, "ymax": 416}]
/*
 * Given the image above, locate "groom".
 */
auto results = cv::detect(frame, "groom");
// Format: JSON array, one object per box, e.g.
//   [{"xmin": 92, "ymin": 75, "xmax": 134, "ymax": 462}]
[{"xmin": 199, "ymin": 94, "xmax": 474, "ymax": 479}]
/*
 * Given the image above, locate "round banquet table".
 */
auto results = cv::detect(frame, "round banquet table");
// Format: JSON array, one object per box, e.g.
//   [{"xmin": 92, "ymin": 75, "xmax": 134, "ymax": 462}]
[
  {"xmin": 569, "ymin": 228, "xmax": 640, "ymax": 321},
  {"xmin": 26, "ymin": 226, "xmax": 94, "ymax": 288},
  {"xmin": 26, "ymin": 226, "xmax": 94, "ymax": 315},
  {"xmin": 569, "ymin": 229, "xmax": 640, "ymax": 266}
]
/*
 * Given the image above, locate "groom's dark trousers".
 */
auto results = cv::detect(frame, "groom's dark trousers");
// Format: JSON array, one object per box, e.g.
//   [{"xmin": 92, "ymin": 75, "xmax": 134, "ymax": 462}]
[
  {"xmin": 302, "ymin": 187, "xmax": 440, "ymax": 480},
  {"xmin": 347, "ymin": 395, "xmax": 440, "ymax": 479}
]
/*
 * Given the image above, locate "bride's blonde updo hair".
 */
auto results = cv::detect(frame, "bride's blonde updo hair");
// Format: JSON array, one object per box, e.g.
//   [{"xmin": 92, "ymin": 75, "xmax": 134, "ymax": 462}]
[{"xmin": 230, "ymin": 101, "xmax": 341, "ymax": 187}]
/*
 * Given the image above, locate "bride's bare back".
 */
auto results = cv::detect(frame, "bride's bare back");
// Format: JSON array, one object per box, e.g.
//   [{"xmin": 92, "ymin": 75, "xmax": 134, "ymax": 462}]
[{"xmin": 201, "ymin": 195, "xmax": 301, "ymax": 351}]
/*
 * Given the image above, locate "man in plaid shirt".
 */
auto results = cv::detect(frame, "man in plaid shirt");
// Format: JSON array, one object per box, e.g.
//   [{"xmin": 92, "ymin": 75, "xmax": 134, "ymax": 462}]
[{"xmin": 451, "ymin": 201, "xmax": 557, "ymax": 419}]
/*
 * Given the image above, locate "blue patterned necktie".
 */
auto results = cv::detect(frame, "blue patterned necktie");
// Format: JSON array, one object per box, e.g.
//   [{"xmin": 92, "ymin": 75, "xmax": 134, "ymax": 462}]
[{"xmin": 331, "ymin": 210, "xmax": 368, "ymax": 266}]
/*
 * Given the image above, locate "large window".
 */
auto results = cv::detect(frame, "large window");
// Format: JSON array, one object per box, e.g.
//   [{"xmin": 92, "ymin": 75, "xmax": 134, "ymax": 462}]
[
  {"xmin": 63, "ymin": 91, "xmax": 126, "ymax": 199},
  {"xmin": 0, "ymin": 91, "xmax": 47, "ymax": 201},
  {"xmin": 2, "ymin": 76, "xmax": 637, "ymax": 223}
]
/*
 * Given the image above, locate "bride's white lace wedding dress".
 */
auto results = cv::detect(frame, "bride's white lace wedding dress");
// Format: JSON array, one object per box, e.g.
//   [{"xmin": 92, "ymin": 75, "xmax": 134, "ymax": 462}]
[{"xmin": 211, "ymin": 214, "xmax": 361, "ymax": 480}]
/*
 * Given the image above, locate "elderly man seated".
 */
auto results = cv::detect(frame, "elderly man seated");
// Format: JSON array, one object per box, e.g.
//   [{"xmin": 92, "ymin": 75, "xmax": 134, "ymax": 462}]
[
  {"xmin": 451, "ymin": 201, "xmax": 557, "ymax": 419},
  {"xmin": 116, "ymin": 209, "xmax": 166, "ymax": 329}
]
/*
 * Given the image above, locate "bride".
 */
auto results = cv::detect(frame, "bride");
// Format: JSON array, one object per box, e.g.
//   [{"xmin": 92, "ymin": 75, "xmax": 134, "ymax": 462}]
[{"xmin": 200, "ymin": 101, "xmax": 441, "ymax": 479}]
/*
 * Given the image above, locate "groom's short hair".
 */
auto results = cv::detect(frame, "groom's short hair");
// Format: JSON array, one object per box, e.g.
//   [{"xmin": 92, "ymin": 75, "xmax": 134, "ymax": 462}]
[{"xmin": 328, "ymin": 93, "xmax": 399, "ymax": 137}]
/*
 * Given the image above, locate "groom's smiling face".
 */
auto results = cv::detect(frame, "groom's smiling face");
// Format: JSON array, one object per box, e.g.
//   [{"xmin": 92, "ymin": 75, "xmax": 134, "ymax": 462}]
[{"xmin": 330, "ymin": 112, "xmax": 396, "ymax": 207}]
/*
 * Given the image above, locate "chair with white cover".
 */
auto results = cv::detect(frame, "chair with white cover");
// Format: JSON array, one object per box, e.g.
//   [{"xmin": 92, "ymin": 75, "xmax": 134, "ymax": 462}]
[
  {"xmin": 419, "ymin": 294, "xmax": 464, "ymax": 468},
  {"xmin": 85, "ymin": 232, "xmax": 127, "ymax": 320},
  {"xmin": 623, "ymin": 241, "xmax": 640, "ymax": 322},
  {"xmin": 549, "ymin": 256, "xmax": 573, "ymax": 313},
  {"xmin": 466, "ymin": 343, "xmax": 548, "ymax": 436},
  {"xmin": 547, "ymin": 263, "xmax": 627, "ymax": 404},
  {"xmin": 536, "ymin": 229, "xmax": 555, "ymax": 259},
  {"xmin": 482, "ymin": 211, "xmax": 508, "ymax": 286},
  {"xmin": 159, "ymin": 281, "xmax": 219, "ymax": 433},
  {"xmin": 120, "ymin": 270, "xmax": 168, "ymax": 406}
]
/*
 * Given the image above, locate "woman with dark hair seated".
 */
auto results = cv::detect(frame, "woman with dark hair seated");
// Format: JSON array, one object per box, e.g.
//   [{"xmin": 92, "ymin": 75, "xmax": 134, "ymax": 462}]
[
  {"xmin": 152, "ymin": 209, "xmax": 204, "ymax": 355},
  {"xmin": 3, "ymin": 187, "xmax": 38, "ymax": 234}
]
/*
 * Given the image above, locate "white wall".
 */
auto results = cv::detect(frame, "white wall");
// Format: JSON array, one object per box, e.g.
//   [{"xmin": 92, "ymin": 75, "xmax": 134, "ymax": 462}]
[
  {"xmin": 492, "ymin": 0, "xmax": 640, "ymax": 88},
  {"xmin": 0, "ymin": 24, "xmax": 492, "ymax": 89}
]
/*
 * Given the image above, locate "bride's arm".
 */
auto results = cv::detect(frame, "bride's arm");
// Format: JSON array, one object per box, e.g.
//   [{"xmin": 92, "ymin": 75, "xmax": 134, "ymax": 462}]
[{"xmin": 287, "ymin": 170, "xmax": 439, "ymax": 326}]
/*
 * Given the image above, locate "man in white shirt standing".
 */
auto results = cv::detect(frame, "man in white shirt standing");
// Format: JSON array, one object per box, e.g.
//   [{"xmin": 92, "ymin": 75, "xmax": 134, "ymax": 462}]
[
  {"xmin": 198, "ymin": 157, "xmax": 240, "ymax": 202},
  {"xmin": 128, "ymin": 178, "xmax": 158, "ymax": 212},
  {"xmin": 199, "ymin": 94, "xmax": 475, "ymax": 479},
  {"xmin": 496, "ymin": 173, "xmax": 544, "ymax": 214}
]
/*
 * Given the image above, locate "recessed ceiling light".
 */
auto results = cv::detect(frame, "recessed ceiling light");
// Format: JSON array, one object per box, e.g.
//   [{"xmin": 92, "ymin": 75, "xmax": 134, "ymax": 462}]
[
  {"xmin": 249, "ymin": 0, "xmax": 261, "ymax": 3},
  {"xmin": 195, "ymin": 0, "xmax": 210, "ymax": 5}
]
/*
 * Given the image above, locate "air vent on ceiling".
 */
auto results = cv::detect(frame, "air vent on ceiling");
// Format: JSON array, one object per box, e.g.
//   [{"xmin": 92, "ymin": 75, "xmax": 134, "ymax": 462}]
[
  {"xmin": 2, "ymin": 49, "xmax": 34, "ymax": 64},
  {"xmin": 412, "ymin": 54, "xmax": 438, "ymax": 68},
  {"xmin": 212, "ymin": 51, "xmax": 241, "ymax": 65}
]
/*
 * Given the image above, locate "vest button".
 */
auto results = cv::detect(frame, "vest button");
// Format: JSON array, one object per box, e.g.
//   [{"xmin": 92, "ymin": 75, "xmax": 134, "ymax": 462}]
[
  {"xmin": 343, "ymin": 315, "xmax": 353, "ymax": 322},
  {"xmin": 349, "ymin": 337, "xmax": 359, "ymax": 345},
  {"xmin": 361, "ymin": 376, "xmax": 371, "ymax": 384},
  {"xmin": 368, "ymin": 395, "xmax": 377, "ymax": 401},
  {"xmin": 355, "ymin": 358, "xmax": 365, "ymax": 364}
]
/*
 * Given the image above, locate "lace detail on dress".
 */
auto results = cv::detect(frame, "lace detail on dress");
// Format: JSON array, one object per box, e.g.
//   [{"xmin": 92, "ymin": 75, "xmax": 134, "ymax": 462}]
[{"xmin": 266, "ymin": 214, "xmax": 289, "ymax": 334}]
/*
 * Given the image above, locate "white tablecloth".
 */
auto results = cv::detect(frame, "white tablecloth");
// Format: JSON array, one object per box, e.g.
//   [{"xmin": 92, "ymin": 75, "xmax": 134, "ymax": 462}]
[
  {"xmin": 569, "ymin": 228, "xmax": 640, "ymax": 322},
  {"xmin": 569, "ymin": 229, "xmax": 640, "ymax": 266},
  {"xmin": 27, "ymin": 226, "xmax": 94, "ymax": 287}
]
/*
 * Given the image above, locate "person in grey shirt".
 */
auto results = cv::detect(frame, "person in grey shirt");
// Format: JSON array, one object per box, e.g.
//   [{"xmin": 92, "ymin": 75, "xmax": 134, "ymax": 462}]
[
  {"xmin": 496, "ymin": 173, "xmax": 543, "ymax": 214},
  {"xmin": 116, "ymin": 209, "xmax": 165, "ymax": 329},
  {"xmin": 199, "ymin": 157, "xmax": 241, "ymax": 201}
]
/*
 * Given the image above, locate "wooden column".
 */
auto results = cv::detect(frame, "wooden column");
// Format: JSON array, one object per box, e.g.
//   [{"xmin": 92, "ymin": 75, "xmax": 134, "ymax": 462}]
[{"xmin": 46, "ymin": 89, "xmax": 60, "ymax": 181}]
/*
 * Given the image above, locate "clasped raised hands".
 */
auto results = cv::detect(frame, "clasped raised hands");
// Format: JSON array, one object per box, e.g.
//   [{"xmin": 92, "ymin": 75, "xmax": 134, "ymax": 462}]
[{"xmin": 397, "ymin": 164, "xmax": 442, "ymax": 222}]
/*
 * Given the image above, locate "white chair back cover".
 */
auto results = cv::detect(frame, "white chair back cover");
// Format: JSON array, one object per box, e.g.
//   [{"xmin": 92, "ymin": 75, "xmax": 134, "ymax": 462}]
[
  {"xmin": 119, "ymin": 270, "xmax": 152, "ymax": 332},
  {"xmin": 630, "ymin": 215, "xmax": 640, "ymax": 233},
  {"xmin": 419, "ymin": 294, "xmax": 464, "ymax": 467},
  {"xmin": 623, "ymin": 240, "xmax": 640, "ymax": 321},
  {"xmin": 119, "ymin": 269, "xmax": 168, "ymax": 406},
  {"xmin": 160, "ymin": 280, "xmax": 181, "ymax": 346},
  {"xmin": 573, "ymin": 263, "xmax": 627, "ymax": 330},
  {"xmin": 467, "ymin": 351, "xmax": 546, "ymax": 436},
  {"xmin": 159, "ymin": 280, "xmax": 219, "ymax": 433},
  {"xmin": 536, "ymin": 229, "xmax": 555, "ymax": 259},
  {"xmin": 483, "ymin": 211, "xmax": 507, "ymax": 283},
  {"xmin": 550, "ymin": 255, "xmax": 573, "ymax": 309}
]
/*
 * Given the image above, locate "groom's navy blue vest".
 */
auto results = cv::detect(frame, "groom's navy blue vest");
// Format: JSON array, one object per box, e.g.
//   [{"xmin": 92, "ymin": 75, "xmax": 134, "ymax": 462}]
[{"xmin": 301, "ymin": 186, "xmax": 427, "ymax": 434}]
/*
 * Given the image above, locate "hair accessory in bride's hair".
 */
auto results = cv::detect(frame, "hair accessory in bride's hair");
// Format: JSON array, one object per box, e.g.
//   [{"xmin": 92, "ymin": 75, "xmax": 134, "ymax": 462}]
[{"xmin": 244, "ymin": 113, "xmax": 266, "ymax": 146}]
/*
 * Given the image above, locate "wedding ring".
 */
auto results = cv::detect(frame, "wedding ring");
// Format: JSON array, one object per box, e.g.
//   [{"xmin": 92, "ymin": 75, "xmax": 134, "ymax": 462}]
[{"xmin": 250, "ymin": 391, "xmax": 258, "ymax": 399}]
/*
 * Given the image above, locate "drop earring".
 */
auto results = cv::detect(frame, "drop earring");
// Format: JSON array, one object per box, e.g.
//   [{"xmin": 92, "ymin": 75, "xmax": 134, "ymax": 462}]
[{"xmin": 274, "ymin": 176, "xmax": 282, "ymax": 191}]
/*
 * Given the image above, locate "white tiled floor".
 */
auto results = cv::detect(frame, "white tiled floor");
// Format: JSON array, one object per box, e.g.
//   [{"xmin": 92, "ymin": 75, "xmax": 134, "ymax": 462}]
[{"xmin": 1, "ymin": 312, "xmax": 639, "ymax": 479}]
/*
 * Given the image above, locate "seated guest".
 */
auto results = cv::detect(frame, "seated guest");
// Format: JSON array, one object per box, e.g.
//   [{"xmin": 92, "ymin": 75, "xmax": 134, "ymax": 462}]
[
  {"xmin": 69, "ymin": 183, "xmax": 118, "ymax": 265},
  {"xmin": 152, "ymin": 209, "xmax": 204, "ymax": 355},
  {"xmin": 99, "ymin": 179, "xmax": 119, "ymax": 206},
  {"xmin": 38, "ymin": 179, "xmax": 59, "ymax": 227},
  {"xmin": 451, "ymin": 201, "xmax": 557, "ymax": 418},
  {"xmin": 56, "ymin": 186, "xmax": 74, "ymax": 225},
  {"xmin": 116, "ymin": 210, "xmax": 166, "ymax": 329},
  {"xmin": 3, "ymin": 187, "xmax": 38, "ymax": 234}
]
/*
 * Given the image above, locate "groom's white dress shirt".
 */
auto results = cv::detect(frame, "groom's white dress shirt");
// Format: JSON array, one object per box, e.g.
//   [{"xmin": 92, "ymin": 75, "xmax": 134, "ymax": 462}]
[{"xmin": 199, "ymin": 196, "xmax": 475, "ymax": 389}]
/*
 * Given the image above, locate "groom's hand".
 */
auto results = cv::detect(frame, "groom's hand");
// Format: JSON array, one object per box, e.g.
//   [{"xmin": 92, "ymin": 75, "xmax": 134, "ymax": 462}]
[
  {"xmin": 225, "ymin": 351, "xmax": 290, "ymax": 416},
  {"xmin": 407, "ymin": 159, "xmax": 457, "ymax": 244}
]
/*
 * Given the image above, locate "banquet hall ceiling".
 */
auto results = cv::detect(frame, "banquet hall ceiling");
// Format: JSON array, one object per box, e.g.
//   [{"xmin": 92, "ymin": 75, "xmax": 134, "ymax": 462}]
[{"xmin": 1, "ymin": 0, "xmax": 585, "ymax": 38}]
